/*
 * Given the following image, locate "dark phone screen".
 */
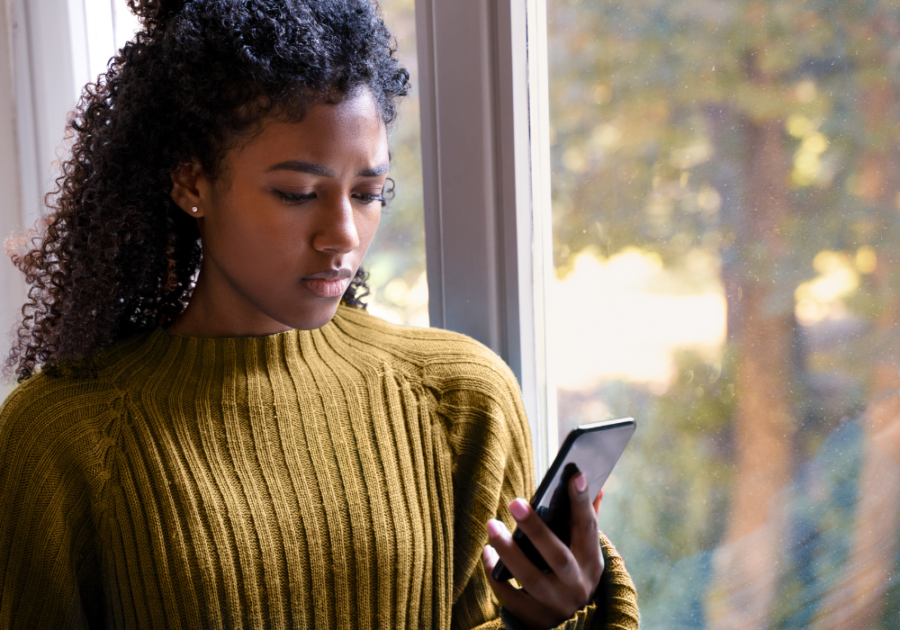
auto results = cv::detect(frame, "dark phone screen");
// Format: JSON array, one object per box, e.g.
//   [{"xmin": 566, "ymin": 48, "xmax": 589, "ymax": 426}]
[{"xmin": 534, "ymin": 421, "xmax": 635, "ymax": 512}]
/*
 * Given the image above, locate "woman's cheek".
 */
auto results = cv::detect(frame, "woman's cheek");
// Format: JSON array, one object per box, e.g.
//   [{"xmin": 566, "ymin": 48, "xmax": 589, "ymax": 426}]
[{"xmin": 358, "ymin": 210, "xmax": 382, "ymax": 252}]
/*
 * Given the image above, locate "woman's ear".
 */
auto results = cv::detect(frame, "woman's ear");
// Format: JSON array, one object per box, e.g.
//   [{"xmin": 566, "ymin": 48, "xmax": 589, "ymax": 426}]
[{"xmin": 170, "ymin": 162, "xmax": 206, "ymax": 217}]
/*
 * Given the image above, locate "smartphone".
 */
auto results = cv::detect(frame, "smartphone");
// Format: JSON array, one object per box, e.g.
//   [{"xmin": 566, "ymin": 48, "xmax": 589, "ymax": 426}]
[{"xmin": 491, "ymin": 417, "xmax": 636, "ymax": 582}]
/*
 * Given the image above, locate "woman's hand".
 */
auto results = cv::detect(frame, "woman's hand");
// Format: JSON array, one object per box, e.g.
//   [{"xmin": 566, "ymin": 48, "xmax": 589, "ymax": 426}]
[{"xmin": 482, "ymin": 473, "xmax": 605, "ymax": 630}]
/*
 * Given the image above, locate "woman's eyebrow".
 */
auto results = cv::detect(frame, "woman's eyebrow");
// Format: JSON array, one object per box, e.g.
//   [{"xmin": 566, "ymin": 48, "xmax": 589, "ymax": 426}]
[
  {"xmin": 266, "ymin": 161, "xmax": 390, "ymax": 177},
  {"xmin": 266, "ymin": 160, "xmax": 334, "ymax": 176},
  {"xmin": 357, "ymin": 163, "xmax": 390, "ymax": 177}
]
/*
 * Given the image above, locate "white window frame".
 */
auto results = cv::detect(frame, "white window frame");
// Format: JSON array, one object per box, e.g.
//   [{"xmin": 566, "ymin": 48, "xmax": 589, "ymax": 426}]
[
  {"xmin": 415, "ymin": 0, "xmax": 557, "ymax": 475},
  {"xmin": 8, "ymin": 0, "xmax": 119, "ymax": 230},
  {"xmin": 2, "ymin": 0, "xmax": 132, "ymax": 402},
  {"xmin": 0, "ymin": 0, "xmax": 26, "ymax": 404}
]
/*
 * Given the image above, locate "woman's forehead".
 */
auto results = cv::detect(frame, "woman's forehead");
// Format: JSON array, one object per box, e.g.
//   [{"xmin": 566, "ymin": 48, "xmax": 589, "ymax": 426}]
[{"xmin": 229, "ymin": 92, "xmax": 389, "ymax": 173}]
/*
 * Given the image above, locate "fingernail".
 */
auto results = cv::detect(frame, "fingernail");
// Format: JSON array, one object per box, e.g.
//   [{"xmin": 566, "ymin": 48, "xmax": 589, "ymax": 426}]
[
  {"xmin": 575, "ymin": 472, "xmax": 587, "ymax": 493},
  {"xmin": 508, "ymin": 498, "xmax": 529, "ymax": 521},
  {"xmin": 487, "ymin": 519, "xmax": 505, "ymax": 539}
]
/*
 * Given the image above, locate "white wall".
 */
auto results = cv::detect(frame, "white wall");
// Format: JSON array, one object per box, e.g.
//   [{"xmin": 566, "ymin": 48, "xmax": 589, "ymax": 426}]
[
  {"xmin": 1, "ymin": 0, "xmax": 90, "ymax": 398},
  {"xmin": 1, "ymin": 0, "xmax": 26, "ymax": 401},
  {"xmin": 0, "ymin": 0, "xmax": 134, "ymax": 401},
  {"xmin": 13, "ymin": 0, "xmax": 93, "ymax": 229}
]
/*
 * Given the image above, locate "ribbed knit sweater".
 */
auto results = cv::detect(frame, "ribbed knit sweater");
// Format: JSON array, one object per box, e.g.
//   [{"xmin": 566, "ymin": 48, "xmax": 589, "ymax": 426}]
[{"xmin": 0, "ymin": 305, "xmax": 638, "ymax": 629}]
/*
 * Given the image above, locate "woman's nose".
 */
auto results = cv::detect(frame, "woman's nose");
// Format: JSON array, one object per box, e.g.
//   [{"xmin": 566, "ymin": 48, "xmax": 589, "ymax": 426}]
[{"xmin": 312, "ymin": 195, "xmax": 359, "ymax": 254}]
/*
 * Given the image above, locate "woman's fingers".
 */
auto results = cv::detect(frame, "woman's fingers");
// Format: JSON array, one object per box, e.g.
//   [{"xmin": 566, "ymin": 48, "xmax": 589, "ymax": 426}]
[
  {"xmin": 486, "ymin": 518, "xmax": 551, "ymax": 592},
  {"xmin": 482, "ymin": 545, "xmax": 512, "ymax": 605},
  {"xmin": 568, "ymin": 473, "xmax": 599, "ymax": 550},
  {"xmin": 482, "ymin": 545, "xmax": 568, "ymax": 630},
  {"xmin": 483, "ymin": 476, "xmax": 606, "ymax": 624},
  {"xmin": 567, "ymin": 473, "xmax": 604, "ymax": 592},
  {"xmin": 507, "ymin": 499, "xmax": 577, "ymax": 579}
]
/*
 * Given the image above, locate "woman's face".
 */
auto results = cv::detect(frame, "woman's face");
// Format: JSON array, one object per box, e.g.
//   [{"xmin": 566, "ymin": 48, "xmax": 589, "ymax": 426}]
[{"xmin": 172, "ymin": 90, "xmax": 389, "ymax": 336}]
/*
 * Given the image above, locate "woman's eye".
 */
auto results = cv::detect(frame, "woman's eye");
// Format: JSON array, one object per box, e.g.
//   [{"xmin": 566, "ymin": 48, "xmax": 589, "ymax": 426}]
[
  {"xmin": 353, "ymin": 193, "xmax": 387, "ymax": 207},
  {"xmin": 274, "ymin": 190, "xmax": 316, "ymax": 205}
]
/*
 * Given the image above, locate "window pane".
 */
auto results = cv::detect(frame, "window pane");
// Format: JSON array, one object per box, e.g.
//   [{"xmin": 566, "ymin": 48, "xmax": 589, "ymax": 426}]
[
  {"xmin": 364, "ymin": 0, "xmax": 428, "ymax": 327},
  {"xmin": 547, "ymin": 1, "xmax": 900, "ymax": 627}
]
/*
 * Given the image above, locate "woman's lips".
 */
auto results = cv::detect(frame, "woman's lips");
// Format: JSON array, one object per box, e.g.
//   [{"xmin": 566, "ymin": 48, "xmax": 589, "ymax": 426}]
[{"xmin": 300, "ymin": 275, "xmax": 351, "ymax": 298}]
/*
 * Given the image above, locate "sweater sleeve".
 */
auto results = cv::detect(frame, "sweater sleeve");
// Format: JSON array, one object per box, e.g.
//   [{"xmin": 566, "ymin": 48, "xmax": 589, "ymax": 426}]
[
  {"xmin": 0, "ymin": 379, "xmax": 104, "ymax": 630},
  {"xmin": 436, "ymin": 347, "xmax": 638, "ymax": 630}
]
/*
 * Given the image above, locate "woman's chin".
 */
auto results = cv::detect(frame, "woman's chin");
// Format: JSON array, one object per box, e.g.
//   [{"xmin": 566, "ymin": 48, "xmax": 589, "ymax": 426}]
[{"xmin": 276, "ymin": 299, "xmax": 344, "ymax": 332}]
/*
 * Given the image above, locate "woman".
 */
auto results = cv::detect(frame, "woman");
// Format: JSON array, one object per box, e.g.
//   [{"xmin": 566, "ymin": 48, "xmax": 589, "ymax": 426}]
[{"xmin": 0, "ymin": 1, "xmax": 638, "ymax": 628}]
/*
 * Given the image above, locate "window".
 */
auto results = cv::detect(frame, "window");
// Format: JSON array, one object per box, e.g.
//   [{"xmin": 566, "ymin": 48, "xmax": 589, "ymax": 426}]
[
  {"xmin": 360, "ymin": 0, "xmax": 428, "ymax": 327},
  {"xmin": 546, "ymin": 1, "xmax": 900, "ymax": 626}
]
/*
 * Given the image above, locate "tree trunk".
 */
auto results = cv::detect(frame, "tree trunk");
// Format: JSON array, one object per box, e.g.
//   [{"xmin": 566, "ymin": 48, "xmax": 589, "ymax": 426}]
[
  {"xmin": 708, "ymin": 116, "xmax": 796, "ymax": 630},
  {"xmin": 813, "ymin": 77, "xmax": 900, "ymax": 630}
]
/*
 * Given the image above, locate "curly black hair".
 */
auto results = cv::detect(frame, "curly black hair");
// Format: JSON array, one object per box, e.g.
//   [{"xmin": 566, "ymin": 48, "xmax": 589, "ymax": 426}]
[{"xmin": 5, "ymin": 0, "xmax": 409, "ymax": 381}]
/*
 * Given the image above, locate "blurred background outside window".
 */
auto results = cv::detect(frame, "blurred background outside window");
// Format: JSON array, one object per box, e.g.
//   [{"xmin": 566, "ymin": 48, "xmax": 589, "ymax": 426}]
[
  {"xmin": 546, "ymin": 1, "xmax": 900, "ymax": 627},
  {"xmin": 361, "ymin": 0, "xmax": 428, "ymax": 328}
]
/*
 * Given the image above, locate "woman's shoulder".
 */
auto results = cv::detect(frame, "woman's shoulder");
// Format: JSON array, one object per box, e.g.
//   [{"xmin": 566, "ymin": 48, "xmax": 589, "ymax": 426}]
[
  {"xmin": 0, "ymin": 331, "xmax": 152, "ymax": 457},
  {"xmin": 332, "ymin": 305, "xmax": 520, "ymax": 392},
  {"xmin": 0, "ymin": 376, "xmax": 109, "ymax": 478}
]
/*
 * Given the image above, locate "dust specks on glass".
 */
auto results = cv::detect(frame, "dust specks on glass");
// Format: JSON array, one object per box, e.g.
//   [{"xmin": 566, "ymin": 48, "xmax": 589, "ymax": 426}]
[{"xmin": 546, "ymin": 1, "xmax": 900, "ymax": 626}]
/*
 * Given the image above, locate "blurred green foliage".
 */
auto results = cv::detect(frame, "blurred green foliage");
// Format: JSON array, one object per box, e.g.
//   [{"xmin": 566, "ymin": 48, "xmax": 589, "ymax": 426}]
[
  {"xmin": 549, "ymin": 0, "xmax": 900, "ymax": 275},
  {"xmin": 548, "ymin": 0, "xmax": 900, "ymax": 626}
]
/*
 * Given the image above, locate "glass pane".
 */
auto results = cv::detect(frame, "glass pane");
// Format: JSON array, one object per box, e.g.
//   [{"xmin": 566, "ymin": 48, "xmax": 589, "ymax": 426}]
[
  {"xmin": 547, "ymin": 1, "xmax": 900, "ymax": 627},
  {"xmin": 364, "ymin": 0, "xmax": 428, "ymax": 327}
]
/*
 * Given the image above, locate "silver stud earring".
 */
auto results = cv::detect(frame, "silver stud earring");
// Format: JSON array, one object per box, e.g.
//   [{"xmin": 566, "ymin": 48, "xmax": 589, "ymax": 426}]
[{"xmin": 191, "ymin": 206, "xmax": 198, "ymax": 213}]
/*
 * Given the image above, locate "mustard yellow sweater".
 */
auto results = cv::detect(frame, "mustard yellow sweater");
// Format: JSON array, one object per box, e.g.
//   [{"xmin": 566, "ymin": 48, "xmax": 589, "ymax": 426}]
[{"xmin": 0, "ymin": 306, "xmax": 638, "ymax": 629}]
